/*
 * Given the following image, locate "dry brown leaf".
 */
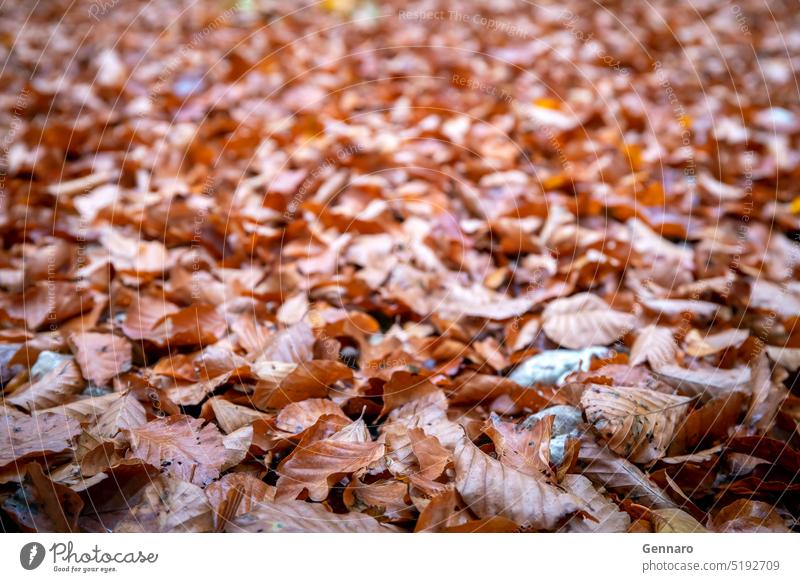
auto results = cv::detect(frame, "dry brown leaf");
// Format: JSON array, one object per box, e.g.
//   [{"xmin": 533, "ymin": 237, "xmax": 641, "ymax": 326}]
[
  {"xmin": 252, "ymin": 360, "xmax": 352, "ymax": 410},
  {"xmin": 5, "ymin": 353, "xmax": 85, "ymax": 411},
  {"xmin": 68, "ymin": 332, "xmax": 132, "ymax": 386},
  {"xmin": 114, "ymin": 475, "xmax": 213, "ymax": 532},
  {"xmin": 2, "ymin": 462, "xmax": 84, "ymax": 532},
  {"xmin": 408, "ymin": 427, "xmax": 452, "ymax": 480},
  {"xmin": 483, "ymin": 413, "xmax": 552, "ymax": 477},
  {"xmin": 577, "ymin": 436, "xmax": 678, "ymax": 510},
  {"xmin": 650, "ymin": 508, "xmax": 709, "ymax": 533},
  {"xmin": 712, "ymin": 499, "xmax": 790, "ymax": 533},
  {"xmin": 206, "ymin": 398, "xmax": 270, "ymax": 434},
  {"xmin": 275, "ymin": 420, "xmax": 384, "ymax": 502},
  {"xmin": 206, "ymin": 472, "xmax": 275, "ymax": 529},
  {"xmin": 668, "ymin": 391, "xmax": 746, "ymax": 455},
  {"xmin": 275, "ymin": 398, "xmax": 348, "ymax": 433},
  {"xmin": 656, "ymin": 363, "xmax": 751, "ymax": 398},
  {"xmin": 128, "ymin": 415, "xmax": 228, "ymax": 486},
  {"xmin": 454, "ymin": 436, "xmax": 582, "ymax": 530},
  {"xmin": 581, "ymin": 385, "xmax": 691, "ymax": 463},
  {"xmin": 92, "ymin": 390, "xmax": 147, "ymax": 440},
  {"xmin": 0, "ymin": 413, "xmax": 81, "ymax": 468}
]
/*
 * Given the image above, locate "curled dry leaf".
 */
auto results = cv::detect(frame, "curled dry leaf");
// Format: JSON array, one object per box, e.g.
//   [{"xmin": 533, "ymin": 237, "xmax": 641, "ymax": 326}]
[
  {"xmin": 542, "ymin": 293, "xmax": 637, "ymax": 349},
  {"xmin": 382, "ymin": 390, "xmax": 462, "ymax": 476},
  {"xmin": 252, "ymin": 360, "xmax": 352, "ymax": 410},
  {"xmin": 581, "ymin": 385, "xmax": 691, "ymax": 463},
  {"xmin": 206, "ymin": 472, "xmax": 275, "ymax": 529},
  {"xmin": 765, "ymin": 345, "xmax": 800, "ymax": 371},
  {"xmin": 381, "ymin": 371, "xmax": 439, "ymax": 415},
  {"xmin": 344, "ymin": 478, "xmax": 412, "ymax": 521},
  {"xmin": 92, "ymin": 390, "xmax": 147, "ymax": 440},
  {"xmin": 206, "ymin": 398, "xmax": 270, "ymax": 434},
  {"xmin": 453, "ymin": 436, "xmax": 582, "ymax": 530},
  {"xmin": 668, "ymin": 391, "xmax": 747, "ymax": 455},
  {"xmin": 684, "ymin": 328, "xmax": 749, "ymax": 358},
  {"xmin": 255, "ymin": 321, "xmax": 316, "ymax": 364},
  {"xmin": 275, "ymin": 419, "xmax": 384, "ymax": 502},
  {"xmin": 650, "ymin": 508, "xmax": 709, "ymax": 533},
  {"xmin": 275, "ymin": 398, "xmax": 348, "ymax": 433},
  {"xmin": 743, "ymin": 353, "xmax": 788, "ymax": 434},
  {"xmin": 408, "ymin": 427, "xmax": 452, "ymax": 480},
  {"xmin": 277, "ymin": 292, "xmax": 309, "ymax": 325}
]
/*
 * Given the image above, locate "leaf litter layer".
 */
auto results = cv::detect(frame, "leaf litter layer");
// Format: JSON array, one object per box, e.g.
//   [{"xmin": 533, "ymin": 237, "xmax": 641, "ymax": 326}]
[{"xmin": 0, "ymin": 0, "xmax": 799, "ymax": 533}]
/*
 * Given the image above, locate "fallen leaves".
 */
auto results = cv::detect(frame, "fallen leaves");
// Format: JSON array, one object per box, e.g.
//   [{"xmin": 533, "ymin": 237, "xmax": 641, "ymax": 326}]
[{"xmin": 1, "ymin": 0, "xmax": 798, "ymax": 536}]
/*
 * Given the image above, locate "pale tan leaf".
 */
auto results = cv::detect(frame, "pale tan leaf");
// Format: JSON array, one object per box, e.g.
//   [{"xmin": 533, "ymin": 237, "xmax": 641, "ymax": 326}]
[
  {"xmin": 227, "ymin": 499, "xmax": 397, "ymax": 532},
  {"xmin": 651, "ymin": 508, "xmax": 709, "ymax": 533},
  {"xmin": 543, "ymin": 293, "xmax": 636, "ymax": 349},
  {"xmin": 207, "ymin": 398, "xmax": 270, "ymax": 434},
  {"xmin": 744, "ymin": 353, "xmax": 788, "ymax": 434},
  {"xmin": 483, "ymin": 413, "xmax": 552, "ymax": 477},
  {"xmin": 630, "ymin": 325, "xmax": 677, "ymax": 369},
  {"xmin": 656, "ymin": 363, "xmax": 751, "ymax": 398},
  {"xmin": 277, "ymin": 292, "xmax": 309, "ymax": 325},
  {"xmin": 765, "ymin": 345, "xmax": 800, "ymax": 371},
  {"xmin": 641, "ymin": 298, "xmax": 720, "ymax": 318},
  {"xmin": 684, "ymin": 328, "xmax": 749, "ymax": 358},
  {"xmin": 560, "ymin": 474, "xmax": 630, "ymax": 532},
  {"xmin": 578, "ymin": 437, "xmax": 678, "ymax": 510},
  {"xmin": 205, "ymin": 472, "xmax": 275, "ymax": 528}
]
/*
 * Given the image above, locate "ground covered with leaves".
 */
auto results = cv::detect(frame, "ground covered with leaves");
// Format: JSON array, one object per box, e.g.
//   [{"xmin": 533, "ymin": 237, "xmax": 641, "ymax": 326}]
[{"xmin": 1, "ymin": 0, "xmax": 799, "ymax": 533}]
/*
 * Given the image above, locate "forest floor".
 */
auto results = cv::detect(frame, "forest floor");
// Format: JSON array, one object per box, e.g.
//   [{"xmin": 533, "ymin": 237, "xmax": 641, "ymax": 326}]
[{"xmin": 0, "ymin": 0, "xmax": 799, "ymax": 532}]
